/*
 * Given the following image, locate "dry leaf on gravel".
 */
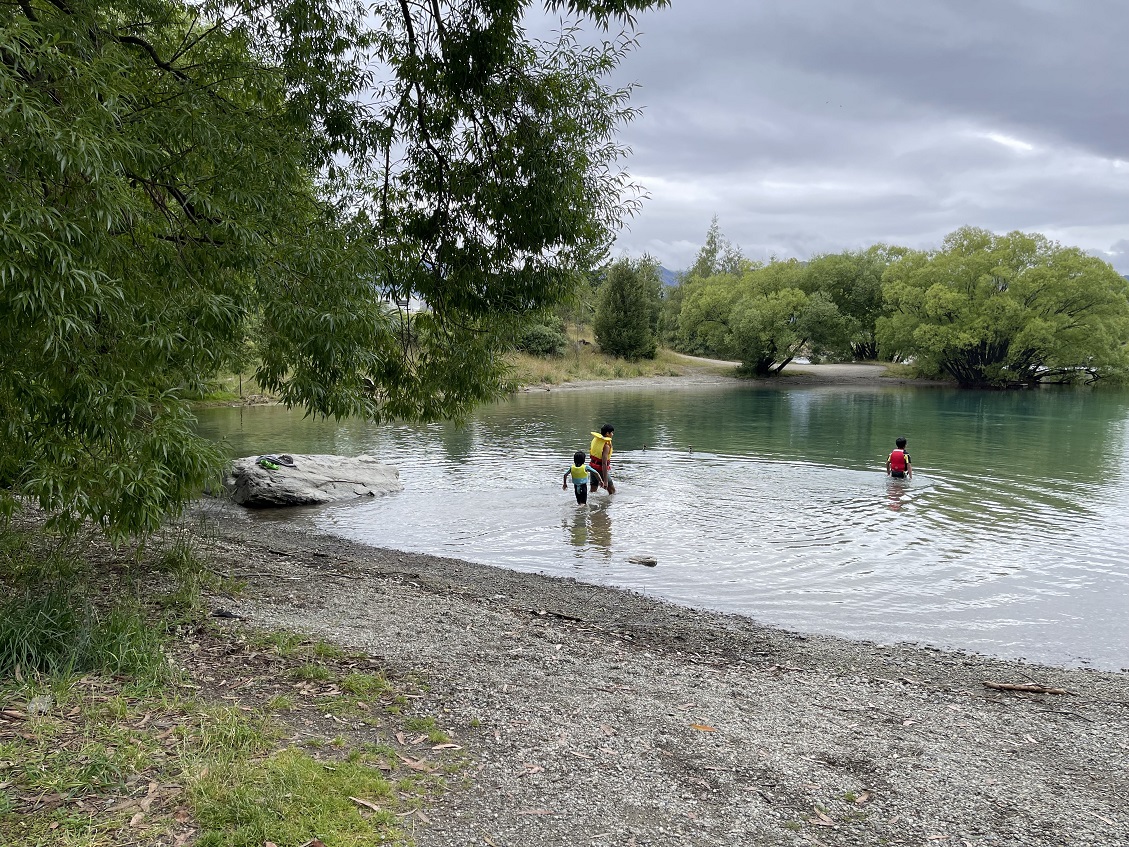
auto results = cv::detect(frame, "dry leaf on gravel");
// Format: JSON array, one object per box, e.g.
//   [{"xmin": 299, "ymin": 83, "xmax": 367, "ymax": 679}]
[
  {"xmin": 350, "ymin": 796, "xmax": 383, "ymax": 813},
  {"xmin": 808, "ymin": 810, "xmax": 836, "ymax": 827},
  {"xmin": 690, "ymin": 723, "xmax": 716, "ymax": 732}
]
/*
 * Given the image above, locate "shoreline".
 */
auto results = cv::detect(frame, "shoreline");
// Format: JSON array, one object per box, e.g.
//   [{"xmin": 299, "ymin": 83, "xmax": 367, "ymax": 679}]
[
  {"xmin": 193, "ymin": 500, "xmax": 1128, "ymax": 846},
  {"xmin": 519, "ymin": 359, "xmax": 953, "ymax": 394},
  {"xmin": 207, "ymin": 361, "xmax": 954, "ymax": 408}
]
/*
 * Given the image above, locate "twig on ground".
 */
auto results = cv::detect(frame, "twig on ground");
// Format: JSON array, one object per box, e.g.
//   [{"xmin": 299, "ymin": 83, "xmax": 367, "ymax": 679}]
[{"xmin": 982, "ymin": 681, "xmax": 1074, "ymax": 696}]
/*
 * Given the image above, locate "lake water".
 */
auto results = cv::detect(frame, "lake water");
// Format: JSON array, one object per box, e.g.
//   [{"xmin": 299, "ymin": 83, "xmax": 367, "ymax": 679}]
[{"xmin": 195, "ymin": 382, "xmax": 1129, "ymax": 670}]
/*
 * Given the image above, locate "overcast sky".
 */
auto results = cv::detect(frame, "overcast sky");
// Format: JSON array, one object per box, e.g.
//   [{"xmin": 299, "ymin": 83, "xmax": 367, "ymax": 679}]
[{"xmin": 555, "ymin": 0, "xmax": 1129, "ymax": 273}]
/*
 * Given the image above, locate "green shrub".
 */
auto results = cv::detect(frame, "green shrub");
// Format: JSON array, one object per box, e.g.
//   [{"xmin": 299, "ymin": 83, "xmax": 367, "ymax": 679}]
[{"xmin": 517, "ymin": 321, "xmax": 568, "ymax": 356}]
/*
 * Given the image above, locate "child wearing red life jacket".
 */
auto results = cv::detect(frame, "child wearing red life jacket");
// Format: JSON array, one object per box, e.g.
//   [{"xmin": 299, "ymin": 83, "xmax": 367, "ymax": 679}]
[{"xmin": 886, "ymin": 436, "xmax": 912, "ymax": 480}]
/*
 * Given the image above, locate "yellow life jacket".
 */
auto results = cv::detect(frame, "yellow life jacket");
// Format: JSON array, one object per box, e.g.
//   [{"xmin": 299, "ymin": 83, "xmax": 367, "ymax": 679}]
[
  {"xmin": 569, "ymin": 463, "xmax": 589, "ymax": 482},
  {"xmin": 589, "ymin": 432, "xmax": 613, "ymax": 470}
]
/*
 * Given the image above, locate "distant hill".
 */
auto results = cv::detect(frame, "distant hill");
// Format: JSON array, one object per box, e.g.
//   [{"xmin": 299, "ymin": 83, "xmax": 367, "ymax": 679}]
[{"xmin": 659, "ymin": 266, "xmax": 681, "ymax": 287}]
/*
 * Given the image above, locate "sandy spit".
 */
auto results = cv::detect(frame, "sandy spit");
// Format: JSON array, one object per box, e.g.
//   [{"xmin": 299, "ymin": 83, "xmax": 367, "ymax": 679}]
[
  {"xmin": 196, "ymin": 365, "xmax": 1127, "ymax": 847},
  {"xmin": 518, "ymin": 359, "xmax": 951, "ymax": 394}
]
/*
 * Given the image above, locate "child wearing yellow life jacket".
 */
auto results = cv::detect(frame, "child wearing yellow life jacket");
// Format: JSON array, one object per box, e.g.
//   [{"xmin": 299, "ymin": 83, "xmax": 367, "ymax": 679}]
[
  {"xmin": 563, "ymin": 452, "xmax": 599, "ymax": 504},
  {"xmin": 588, "ymin": 424, "xmax": 615, "ymax": 494}
]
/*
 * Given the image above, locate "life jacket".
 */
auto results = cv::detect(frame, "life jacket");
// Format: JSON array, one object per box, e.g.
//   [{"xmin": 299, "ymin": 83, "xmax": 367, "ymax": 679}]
[
  {"xmin": 889, "ymin": 449, "xmax": 908, "ymax": 473},
  {"xmin": 589, "ymin": 432, "xmax": 613, "ymax": 471},
  {"xmin": 569, "ymin": 464, "xmax": 589, "ymax": 483}
]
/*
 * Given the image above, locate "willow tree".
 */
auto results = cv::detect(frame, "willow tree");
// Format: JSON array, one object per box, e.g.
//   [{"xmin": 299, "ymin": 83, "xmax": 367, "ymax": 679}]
[
  {"xmin": 0, "ymin": 0, "xmax": 668, "ymax": 539},
  {"xmin": 877, "ymin": 228, "xmax": 1129, "ymax": 387},
  {"xmin": 802, "ymin": 245, "xmax": 904, "ymax": 360},
  {"xmin": 729, "ymin": 260, "xmax": 853, "ymax": 375}
]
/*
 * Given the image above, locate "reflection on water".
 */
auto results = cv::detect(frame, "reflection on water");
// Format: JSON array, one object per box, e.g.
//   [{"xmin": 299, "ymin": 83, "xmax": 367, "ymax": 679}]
[
  {"xmin": 565, "ymin": 502, "xmax": 613, "ymax": 557},
  {"xmin": 195, "ymin": 383, "xmax": 1129, "ymax": 670},
  {"xmin": 886, "ymin": 478, "xmax": 911, "ymax": 512}
]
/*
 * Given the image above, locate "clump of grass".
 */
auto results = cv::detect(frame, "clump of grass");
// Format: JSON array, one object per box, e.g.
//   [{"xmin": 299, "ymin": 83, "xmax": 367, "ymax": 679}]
[
  {"xmin": 341, "ymin": 671, "xmax": 392, "ymax": 698},
  {"xmin": 403, "ymin": 715, "xmax": 450, "ymax": 744},
  {"xmin": 266, "ymin": 694, "xmax": 295, "ymax": 712},
  {"xmin": 0, "ymin": 522, "xmax": 92, "ymax": 587},
  {"xmin": 287, "ymin": 663, "xmax": 335, "ymax": 682},
  {"xmin": 249, "ymin": 629, "xmax": 308, "ymax": 658},
  {"xmin": 0, "ymin": 587, "xmax": 169, "ymax": 684},
  {"xmin": 190, "ymin": 749, "xmax": 403, "ymax": 847},
  {"xmin": 180, "ymin": 704, "xmax": 279, "ymax": 760},
  {"xmin": 313, "ymin": 639, "xmax": 347, "ymax": 660}
]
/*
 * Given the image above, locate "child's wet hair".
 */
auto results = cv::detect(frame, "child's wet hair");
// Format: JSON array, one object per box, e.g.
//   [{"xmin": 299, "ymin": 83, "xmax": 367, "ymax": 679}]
[
  {"xmin": 574, "ymin": 451, "xmax": 586, "ymax": 465},
  {"xmin": 896, "ymin": 436, "xmax": 907, "ymax": 448}
]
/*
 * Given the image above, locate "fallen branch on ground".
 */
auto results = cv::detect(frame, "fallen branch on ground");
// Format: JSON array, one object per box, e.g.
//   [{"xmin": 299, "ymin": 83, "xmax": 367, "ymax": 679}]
[{"xmin": 982, "ymin": 681, "xmax": 1074, "ymax": 696}]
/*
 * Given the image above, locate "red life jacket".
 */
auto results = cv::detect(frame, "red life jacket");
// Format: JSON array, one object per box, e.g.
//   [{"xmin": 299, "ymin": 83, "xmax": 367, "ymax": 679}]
[{"xmin": 889, "ymin": 449, "xmax": 907, "ymax": 472}]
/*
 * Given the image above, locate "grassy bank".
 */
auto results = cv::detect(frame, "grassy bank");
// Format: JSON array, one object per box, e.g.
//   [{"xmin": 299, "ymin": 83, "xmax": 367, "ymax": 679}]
[
  {"xmin": 0, "ymin": 521, "xmax": 462, "ymax": 847},
  {"xmin": 508, "ymin": 346, "xmax": 725, "ymax": 386}
]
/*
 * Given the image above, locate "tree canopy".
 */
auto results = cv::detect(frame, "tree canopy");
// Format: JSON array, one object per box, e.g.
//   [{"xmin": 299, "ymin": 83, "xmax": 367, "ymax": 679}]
[
  {"xmin": 663, "ymin": 221, "xmax": 1129, "ymax": 384},
  {"xmin": 801, "ymin": 246, "xmax": 902, "ymax": 360},
  {"xmin": 877, "ymin": 228, "xmax": 1129, "ymax": 387},
  {"xmin": 0, "ymin": 0, "xmax": 668, "ymax": 539}
]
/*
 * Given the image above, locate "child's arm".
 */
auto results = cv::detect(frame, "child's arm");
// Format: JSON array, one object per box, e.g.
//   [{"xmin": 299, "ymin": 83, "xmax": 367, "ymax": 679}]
[{"xmin": 562, "ymin": 470, "xmax": 569, "ymax": 489}]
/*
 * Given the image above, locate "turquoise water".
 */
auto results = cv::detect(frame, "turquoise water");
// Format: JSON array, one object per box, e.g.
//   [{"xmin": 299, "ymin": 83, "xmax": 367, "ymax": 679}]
[{"xmin": 195, "ymin": 382, "xmax": 1129, "ymax": 669}]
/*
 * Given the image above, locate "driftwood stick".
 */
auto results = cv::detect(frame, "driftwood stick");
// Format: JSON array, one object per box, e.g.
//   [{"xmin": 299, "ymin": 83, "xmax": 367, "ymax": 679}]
[{"xmin": 983, "ymin": 681, "xmax": 1074, "ymax": 696}]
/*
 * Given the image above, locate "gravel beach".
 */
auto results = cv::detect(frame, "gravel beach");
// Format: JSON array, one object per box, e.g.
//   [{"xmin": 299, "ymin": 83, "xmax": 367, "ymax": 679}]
[{"xmin": 197, "ymin": 364, "xmax": 1129, "ymax": 847}]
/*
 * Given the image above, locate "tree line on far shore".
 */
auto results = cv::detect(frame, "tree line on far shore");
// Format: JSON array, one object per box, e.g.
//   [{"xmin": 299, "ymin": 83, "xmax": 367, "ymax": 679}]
[{"xmin": 572, "ymin": 219, "xmax": 1129, "ymax": 389}]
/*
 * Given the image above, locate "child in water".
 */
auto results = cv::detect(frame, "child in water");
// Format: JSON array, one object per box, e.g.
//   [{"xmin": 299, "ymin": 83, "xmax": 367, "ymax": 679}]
[
  {"xmin": 589, "ymin": 424, "xmax": 615, "ymax": 494},
  {"xmin": 886, "ymin": 436, "xmax": 913, "ymax": 479},
  {"xmin": 563, "ymin": 451, "xmax": 599, "ymax": 504}
]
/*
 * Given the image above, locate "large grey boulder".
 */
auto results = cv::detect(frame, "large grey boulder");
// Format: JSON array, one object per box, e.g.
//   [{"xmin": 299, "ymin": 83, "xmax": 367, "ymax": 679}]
[{"xmin": 226, "ymin": 453, "xmax": 402, "ymax": 508}]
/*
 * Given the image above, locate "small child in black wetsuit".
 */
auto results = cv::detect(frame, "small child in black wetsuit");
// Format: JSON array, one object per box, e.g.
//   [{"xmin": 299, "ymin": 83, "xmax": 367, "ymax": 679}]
[
  {"xmin": 563, "ymin": 451, "xmax": 598, "ymax": 504},
  {"xmin": 886, "ymin": 436, "xmax": 912, "ymax": 479}
]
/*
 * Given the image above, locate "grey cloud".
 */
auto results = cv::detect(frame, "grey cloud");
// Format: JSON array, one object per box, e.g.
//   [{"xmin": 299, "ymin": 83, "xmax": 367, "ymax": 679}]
[{"xmin": 579, "ymin": 1, "xmax": 1129, "ymax": 273}]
